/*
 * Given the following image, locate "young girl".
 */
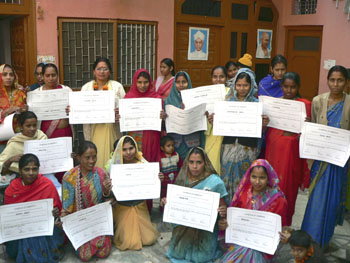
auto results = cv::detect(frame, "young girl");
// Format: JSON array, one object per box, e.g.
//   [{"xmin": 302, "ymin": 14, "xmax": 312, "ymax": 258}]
[
  {"xmin": 225, "ymin": 61, "xmax": 238, "ymax": 89},
  {"xmin": 154, "ymin": 58, "xmax": 175, "ymax": 100}
]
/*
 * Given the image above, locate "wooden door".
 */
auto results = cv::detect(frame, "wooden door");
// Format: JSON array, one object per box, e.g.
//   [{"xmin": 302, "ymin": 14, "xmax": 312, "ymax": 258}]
[{"xmin": 285, "ymin": 26, "xmax": 323, "ymax": 101}]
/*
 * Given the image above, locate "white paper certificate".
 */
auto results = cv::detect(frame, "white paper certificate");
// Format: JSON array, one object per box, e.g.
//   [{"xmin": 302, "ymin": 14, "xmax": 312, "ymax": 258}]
[
  {"xmin": 225, "ymin": 207, "xmax": 281, "ymax": 255},
  {"xmin": 213, "ymin": 101, "xmax": 263, "ymax": 138},
  {"xmin": 110, "ymin": 162, "xmax": 160, "ymax": 201},
  {"xmin": 0, "ymin": 113, "xmax": 15, "ymax": 141},
  {"xmin": 0, "ymin": 199, "xmax": 54, "ymax": 243},
  {"xmin": 299, "ymin": 122, "xmax": 350, "ymax": 167},
  {"xmin": 163, "ymin": 184, "xmax": 220, "ymax": 232},
  {"xmin": 165, "ymin": 104, "xmax": 207, "ymax": 135},
  {"xmin": 69, "ymin": 91, "xmax": 115, "ymax": 124},
  {"xmin": 24, "ymin": 137, "xmax": 74, "ymax": 174},
  {"xmin": 181, "ymin": 84, "xmax": 227, "ymax": 113},
  {"xmin": 27, "ymin": 89, "xmax": 70, "ymax": 120},
  {"xmin": 62, "ymin": 202, "xmax": 113, "ymax": 250},
  {"xmin": 259, "ymin": 96, "xmax": 306, "ymax": 133},
  {"xmin": 119, "ymin": 98, "xmax": 162, "ymax": 132}
]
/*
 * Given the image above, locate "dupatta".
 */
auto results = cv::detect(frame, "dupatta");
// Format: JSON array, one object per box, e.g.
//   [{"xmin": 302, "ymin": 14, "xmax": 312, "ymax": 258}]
[
  {"xmin": 226, "ymin": 68, "xmax": 258, "ymax": 102},
  {"xmin": 164, "ymin": 71, "xmax": 192, "ymax": 109}
]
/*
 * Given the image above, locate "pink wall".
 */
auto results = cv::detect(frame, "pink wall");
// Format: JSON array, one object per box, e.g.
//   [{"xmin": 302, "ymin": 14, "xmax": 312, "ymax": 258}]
[
  {"xmin": 35, "ymin": 0, "xmax": 174, "ymax": 77},
  {"xmin": 272, "ymin": 0, "xmax": 350, "ymax": 93}
]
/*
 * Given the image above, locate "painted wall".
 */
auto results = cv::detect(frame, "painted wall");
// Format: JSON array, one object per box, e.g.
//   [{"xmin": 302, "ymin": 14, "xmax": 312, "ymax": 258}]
[
  {"xmin": 35, "ymin": 0, "xmax": 174, "ymax": 77},
  {"xmin": 272, "ymin": 0, "xmax": 350, "ymax": 93}
]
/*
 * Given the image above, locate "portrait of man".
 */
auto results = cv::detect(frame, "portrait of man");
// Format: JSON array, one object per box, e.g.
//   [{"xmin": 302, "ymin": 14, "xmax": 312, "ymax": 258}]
[
  {"xmin": 188, "ymin": 27, "xmax": 209, "ymax": 61},
  {"xmin": 256, "ymin": 29, "xmax": 272, "ymax": 59}
]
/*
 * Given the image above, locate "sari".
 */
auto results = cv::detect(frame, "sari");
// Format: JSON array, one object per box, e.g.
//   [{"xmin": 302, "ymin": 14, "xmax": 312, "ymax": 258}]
[
  {"xmin": 301, "ymin": 99, "xmax": 349, "ymax": 247},
  {"xmin": 258, "ymin": 74, "xmax": 283, "ymax": 98},
  {"xmin": 220, "ymin": 159, "xmax": 287, "ymax": 263},
  {"xmin": 62, "ymin": 166, "xmax": 112, "ymax": 261},
  {"xmin": 5, "ymin": 174, "xmax": 64, "ymax": 262},
  {"xmin": 220, "ymin": 68, "xmax": 261, "ymax": 201},
  {"xmin": 108, "ymin": 135, "xmax": 159, "ymax": 250},
  {"xmin": 154, "ymin": 75, "xmax": 174, "ymax": 100},
  {"xmin": 265, "ymin": 98, "xmax": 311, "ymax": 226},
  {"xmin": 164, "ymin": 71, "xmax": 204, "ymax": 161},
  {"xmin": 166, "ymin": 147, "xmax": 228, "ymax": 263}
]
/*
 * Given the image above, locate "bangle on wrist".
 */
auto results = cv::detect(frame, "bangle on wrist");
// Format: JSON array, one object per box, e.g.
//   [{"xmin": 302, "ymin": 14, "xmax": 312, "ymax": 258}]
[{"xmin": 103, "ymin": 191, "xmax": 111, "ymax": 198}]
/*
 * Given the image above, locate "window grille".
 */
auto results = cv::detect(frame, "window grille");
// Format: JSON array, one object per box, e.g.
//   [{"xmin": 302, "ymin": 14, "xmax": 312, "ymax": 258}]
[
  {"xmin": 0, "ymin": 0, "xmax": 21, "ymax": 3},
  {"xmin": 181, "ymin": 0, "xmax": 221, "ymax": 17},
  {"xmin": 293, "ymin": 0, "xmax": 317, "ymax": 15}
]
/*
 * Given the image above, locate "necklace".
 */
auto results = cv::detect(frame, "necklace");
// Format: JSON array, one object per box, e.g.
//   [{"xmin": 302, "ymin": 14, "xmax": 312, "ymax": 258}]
[{"xmin": 93, "ymin": 81, "xmax": 109, "ymax": 90}]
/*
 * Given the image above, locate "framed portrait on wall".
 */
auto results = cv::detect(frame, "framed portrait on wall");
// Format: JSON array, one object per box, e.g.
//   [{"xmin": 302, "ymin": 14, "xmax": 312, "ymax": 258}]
[
  {"xmin": 187, "ymin": 27, "xmax": 209, "ymax": 61},
  {"xmin": 256, "ymin": 29, "xmax": 273, "ymax": 59}
]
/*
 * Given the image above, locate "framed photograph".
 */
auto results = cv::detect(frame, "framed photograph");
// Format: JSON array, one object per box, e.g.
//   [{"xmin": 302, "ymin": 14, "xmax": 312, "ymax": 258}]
[
  {"xmin": 188, "ymin": 27, "xmax": 209, "ymax": 61},
  {"xmin": 256, "ymin": 29, "xmax": 273, "ymax": 59}
]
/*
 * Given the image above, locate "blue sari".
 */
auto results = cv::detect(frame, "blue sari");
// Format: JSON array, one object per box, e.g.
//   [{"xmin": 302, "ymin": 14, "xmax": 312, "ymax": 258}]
[
  {"xmin": 301, "ymin": 100, "xmax": 349, "ymax": 247},
  {"xmin": 258, "ymin": 74, "xmax": 283, "ymax": 98}
]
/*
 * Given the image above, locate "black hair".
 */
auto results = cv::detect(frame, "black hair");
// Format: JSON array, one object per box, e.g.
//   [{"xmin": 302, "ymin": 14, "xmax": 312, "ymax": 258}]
[
  {"xmin": 18, "ymin": 111, "xmax": 37, "ymax": 126},
  {"xmin": 160, "ymin": 135, "xmax": 174, "ymax": 147},
  {"xmin": 34, "ymin": 63, "xmax": 46, "ymax": 74},
  {"xmin": 251, "ymin": 165, "xmax": 268, "ymax": 175},
  {"xmin": 77, "ymin": 141, "xmax": 97, "ymax": 156},
  {"xmin": 235, "ymin": 72, "xmax": 252, "ymax": 85},
  {"xmin": 3, "ymin": 64, "xmax": 15, "ymax": 72},
  {"xmin": 327, "ymin": 65, "xmax": 349, "ymax": 80},
  {"xmin": 225, "ymin": 61, "xmax": 238, "ymax": 70},
  {"xmin": 271, "ymin": 54, "xmax": 287, "ymax": 69},
  {"xmin": 42, "ymin": 63, "xmax": 58, "ymax": 75},
  {"xmin": 188, "ymin": 147, "xmax": 205, "ymax": 161},
  {"xmin": 113, "ymin": 139, "xmax": 120, "ymax": 150},
  {"xmin": 137, "ymin": 71, "xmax": 151, "ymax": 82},
  {"xmin": 175, "ymin": 71, "xmax": 189, "ymax": 82},
  {"xmin": 211, "ymin": 65, "xmax": 228, "ymax": 78},
  {"xmin": 282, "ymin": 72, "xmax": 301, "ymax": 87},
  {"xmin": 123, "ymin": 136, "xmax": 136, "ymax": 148},
  {"xmin": 19, "ymin": 153, "xmax": 40, "ymax": 170},
  {"xmin": 92, "ymin": 57, "xmax": 112, "ymax": 72},
  {"xmin": 289, "ymin": 230, "xmax": 312, "ymax": 248},
  {"xmin": 161, "ymin": 58, "xmax": 175, "ymax": 76}
]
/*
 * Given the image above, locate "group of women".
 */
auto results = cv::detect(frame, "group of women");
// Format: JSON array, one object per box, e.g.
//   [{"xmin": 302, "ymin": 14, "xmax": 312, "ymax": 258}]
[{"xmin": 0, "ymin": 53, "xmax": 349, "ymax": 262}]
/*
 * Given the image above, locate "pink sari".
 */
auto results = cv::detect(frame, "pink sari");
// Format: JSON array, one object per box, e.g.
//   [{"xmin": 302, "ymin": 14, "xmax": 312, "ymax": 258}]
[{"xmin": 154, "ymin": 76, "xmax": 174, "ymax": 100}]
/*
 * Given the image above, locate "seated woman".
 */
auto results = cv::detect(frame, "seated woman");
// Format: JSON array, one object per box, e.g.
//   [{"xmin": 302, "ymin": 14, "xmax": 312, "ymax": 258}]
[
  {"xmin": 108, "ymin": 135, "xmax": 159, "ymax": 250},
  {"xmin": 61, "ymin": 141, "xmax": 112, "ymax": 261},
  {"xmin": 4, "ymin": 153, "xmax": 64, "ymax": 262},
  {"xmin": 161, "ymin": 147, "xmax": 228, "ymax": 263},
  {"xmin": 218, "ymin": 159, "xmax": 287, "ymax": 262}
]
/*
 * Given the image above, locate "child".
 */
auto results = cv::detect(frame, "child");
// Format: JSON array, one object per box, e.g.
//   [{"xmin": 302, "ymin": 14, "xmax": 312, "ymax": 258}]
[{"xmin": 159, "ymin": 136, "xmax": 183, "ymax": 202}]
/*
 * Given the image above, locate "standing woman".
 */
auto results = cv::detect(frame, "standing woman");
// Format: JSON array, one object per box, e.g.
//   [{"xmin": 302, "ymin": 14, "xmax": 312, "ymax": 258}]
[
  {"xmin": 265, "ymin": 72, "xmax": 310, "ymax": 226},
  {"xmin": 258, "ymin": 54, "xmax": 287, "ymax": 97},
  {"xmin": 225, "ymin": 61, "xmax": 239, "ymax": 89},
  {"xmin": 301, "ymin": 65, "xmax": 350, "ymax": 248},
  {"xmin": 164, "ymin": 71, "xmax": 204, "ymax": 161},
  {"xmin": 61, "ymin": 141, "xmax": 112, "ymax": 261},
  {"xmin": 81, "ymin": 57, "xmax": 125, "ymax": 169},
  {"xmin": 154, "ymin": 58, "xmax": 175, "ymax": 100},
  {"xmin": 0, "ymin": 64, "xmax": 27, "ymax": 153}
]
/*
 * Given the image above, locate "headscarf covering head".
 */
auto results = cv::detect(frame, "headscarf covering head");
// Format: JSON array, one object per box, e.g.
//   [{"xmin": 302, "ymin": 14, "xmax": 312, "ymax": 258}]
[
  {"xmin": 164, "ymin": 71, "xmax": 192, "ymax": 108},
  {"xmin": 193, "ymin": 30, "xmax": 205, "ymax": 41},
  {"xmin": 237, "ymin": 53, "xmax": 253, "ymax": 68},
  {"xmin": 226, "ymin": 68, "xmax": 257, "ymax": 102},
  {"xmin": 124, "ymin": 69, "xmax": 160, "ymax": 99},
  {"xmin": 0, "ymin": 64, "xmax": 18, "ymax": 89}
]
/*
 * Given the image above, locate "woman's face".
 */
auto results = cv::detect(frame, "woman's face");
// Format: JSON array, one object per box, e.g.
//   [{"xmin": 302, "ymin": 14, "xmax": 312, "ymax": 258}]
[
  {"xmin": 43, "ymin": 67, "xmax": 58, "ymax": 88},
  {"xmin": 122, "ymin": 141, "xmax": 137, "ymax": 163},
  {"xmin": 21, "ymin": 118, "xmax": 37, "ymax": 137},
  {"xmin": 271, "ymin": 63, "xmax": 286, "ymax": 80},
  {"xmin": 175, "ymin": 75, "xmax": 188, "ymax": 92},
  {"xmin": 21, "ymin": 161, "xmax": 39, "ymax": 185},
  {"xmin": 282, "ymin": 78, "xmax": 299, "ymax": 100},
  {"xmin": 328, "ymin": 71, "xmax": 346, "ymax": 95},
  {"xmin": 160, "ymin": 62, "xmax": 172, "ymax": 77},
  {"xmin": 94, "ymin": 61, "xmax": 110, "ymax": 82},
  {"xmin": 188, "ymin": 153, "xmax": 205, "ymax": 178},
  {"xmin": 2, "ymin": 66, "xmax": 15, "ymax": 88},
  {"xmin": 212, "ymin": 68, "xmax": 227, "ymax": 85},
  {"xmin": 250, "ymin": 166, "xmax": 269, "ymax": 194},
  {"xmin": 136, "ymin": 76, "xmax": 150, "ymax": 93},
  {"xmin": 78, "ymin": 147, "xmax": 97, "ymax": 173},
  {"xmin": 227, "ymin": 65, "xmax": 238, "ymax": 79},
  {"xmin": 235, "ymin": 77, "xmax": 251, "ymax": 99}
]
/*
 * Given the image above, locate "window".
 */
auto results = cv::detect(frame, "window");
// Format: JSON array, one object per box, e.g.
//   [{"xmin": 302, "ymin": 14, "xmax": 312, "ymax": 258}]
[
  {"xmin": 0, "ymin": 0, "xmax": 21, "ymax": 3},
  {"xmin": 258, "ymin": 7, "xmax": 274, "ymax": 22},
  {"xmin": 293, "ymin": 0, "xmax": 317, "ymax": 15},
  {"xmin": 232, "ymin": 3, "xmax": 249, "ymax": 20},
  {"xmin": 182, "ymin": 0, "xmax": 221, "ymax": 17},
  {"xmin": 241, "ymin": 33, "xmax": 248, "ymax": 57},
  {"xmin": 230, "ymin": 32, "xmax": 238, "ymax": 58},
  {"xmin": 294, "ymin": 36, "xmax": 320, "ymax": 51}
]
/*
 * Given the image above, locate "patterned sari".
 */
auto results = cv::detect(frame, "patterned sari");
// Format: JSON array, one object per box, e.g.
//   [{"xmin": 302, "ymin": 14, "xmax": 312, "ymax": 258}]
[
  {"xmin": 301, "ymin": 100, "xmax": 349, "ymax": 247},
  {"xmin": 62, "ymin": 166, "xmax": 112, "ymax": 261}
]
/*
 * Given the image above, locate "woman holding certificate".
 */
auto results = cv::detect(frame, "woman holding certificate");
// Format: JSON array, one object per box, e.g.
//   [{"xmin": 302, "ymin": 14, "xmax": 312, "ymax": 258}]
[
  {"xmin": 265, "ymin": 72, "xmax": 311, "ymax": 226},
  {"xmin": 4, "ymin": 153, "xmax": 64, "ymax": 262},
  {"xmin": 301, "ymin": 65, "xmax": 350, "ymax": 248},
  {"xmin": 154, "ymin": 58, "xmax": 175, "ymax": 100},
  {"xmin": 62, "ymin": 141, "xmax": 113, "ymax": 261},
  {"xmin": 218, "ymin": 159, "xmax": 287, "ymax": 262}
]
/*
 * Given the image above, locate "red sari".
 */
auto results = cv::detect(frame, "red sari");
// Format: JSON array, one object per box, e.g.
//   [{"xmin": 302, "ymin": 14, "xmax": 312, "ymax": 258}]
[{"xmin": 265, "ymin": 98, "xmax": 311, "ymax": 226}]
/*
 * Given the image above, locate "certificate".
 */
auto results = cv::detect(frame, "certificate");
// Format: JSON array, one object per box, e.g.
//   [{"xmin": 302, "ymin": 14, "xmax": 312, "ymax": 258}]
[
  {"xmin": 24, "ymin": 137, "xmax": 74, "ymax": 174},
  {"xmin": 225, "ymin": 207, "xmax": 281, "ymax": 255},
  {"xmin": 259, "ymin": 96, "xmax": 306, "ymax": 133},
  {"xmin": 165, "ymin": 104, "xmax": 207, "ymax": 135},
  {"xmin": 62, "ymin": 202, "xmax": 113, "ymax": 250},
  {"xmin": 119, "ymin": 98, "xmax": 162, "ymax": 132},
  {"xmin": 0, "ymin": 199, "xmax": 54, "ymax": 243},
  {"xmin": 181, "ymin": 84, "xmax": 227, "ymax": 113},
  {"xmin": 0, "ymin": 113, "xmax": 15, "ymax": 141},
  {"xmin": 163, "ymin": 184, "xmax": 220, "ymax": 232},
  {"xmin": 110, "ymin": 162, "xmax": 160, "ymax": 201},
  {"xmin": 213, "ymin": 101, "xmax": 263, "ymax": 138},
  {"xmin": 69, "ymin": 91, "xmax": 115, "ymax": 124},
  {"xmin": 27, "ymin": 89, "xmax": 70, "ymax": 120},
  {"xmin": 299, "ymin": 122, "xmax": 350, "ymax": 167}
]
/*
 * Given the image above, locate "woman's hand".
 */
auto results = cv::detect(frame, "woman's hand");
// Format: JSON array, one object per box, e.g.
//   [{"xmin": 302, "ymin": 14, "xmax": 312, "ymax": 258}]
[
  {"xmin": 218, "ymin": 205, "xmax": 227, "ymax": 218},
  {"xmin": 208, "ymin": 113, "xmax": 214, "ymax": 125},
  {"xmin": 305, "ymin": 116, "xmax": 311, "ymax": 122},
  {"xmin": 3, "ymin": 106, "xmax": 21, "ymax": 117},
  {"xmin": 65, "ymin": 106, "xmax": 70, "ymax": 116},
  {"xmin": 158, "ymin": 172, "xmax": 164, "ymax": 181},
  {"xmin": 160, "ymin": 110, "xmax": 167, "ymax": 120},
  {"xmin": 52, "ymin": 207, "xmax": 60, "ymax": 218},
  {"xmin": 262, "ymin": 115, "xmax": 269, "ymax": 128},
  {"xmin": 102, "ymin": 177, "xmax": 113, "ymax": 196},
  {"xmin": 115, "ymin": 108, "xmax": 120, "ymax": 123},
  {"xmin": 218, "ymin": 218, "xmax": 228, "ymax": 230},
  {"xmin": 10, "ymin": 154, "xmax": 22, "ymax": 163},
  {"xmin": 279, "ymin": 227, "xmax": 293, "ymax": 244},
  {"xmin": 160, "ymin": 197, "xmax": 167, "ymax": 207}
]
